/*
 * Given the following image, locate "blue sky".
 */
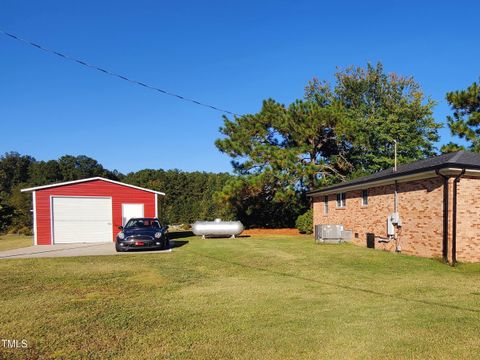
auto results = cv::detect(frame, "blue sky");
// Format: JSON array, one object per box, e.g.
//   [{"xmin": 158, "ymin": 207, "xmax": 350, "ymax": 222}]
[{"xmin": 0, "ymin": 0, "xmax": 478, "ymax": 174}]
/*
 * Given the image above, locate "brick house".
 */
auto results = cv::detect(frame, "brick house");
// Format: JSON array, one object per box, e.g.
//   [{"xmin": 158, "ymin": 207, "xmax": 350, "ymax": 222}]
[{"xmin": 307, "ymin": 151, "xmax": 480, "ymax": 263}]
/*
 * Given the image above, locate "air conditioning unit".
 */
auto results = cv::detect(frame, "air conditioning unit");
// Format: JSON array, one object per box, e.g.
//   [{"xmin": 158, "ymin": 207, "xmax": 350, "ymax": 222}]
[{"xmin": 315, "ymin": 224, "xmax": 352, "ymax": 244}]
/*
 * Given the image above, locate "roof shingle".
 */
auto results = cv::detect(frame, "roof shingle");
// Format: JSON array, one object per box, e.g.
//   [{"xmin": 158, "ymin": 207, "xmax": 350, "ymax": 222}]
[{"xmin": 307, "ymin": 151, "xmax": 480, "ymax": 195}]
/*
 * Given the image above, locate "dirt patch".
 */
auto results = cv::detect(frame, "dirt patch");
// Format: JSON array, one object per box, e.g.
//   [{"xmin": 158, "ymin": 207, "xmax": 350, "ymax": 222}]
[{"xmin": 243, "ymin": 228, "xmax": 300, "ymax": 236}]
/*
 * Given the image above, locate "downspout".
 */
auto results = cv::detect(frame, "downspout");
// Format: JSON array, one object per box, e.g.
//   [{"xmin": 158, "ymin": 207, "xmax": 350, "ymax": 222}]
[
  {"xmin": 393, "ymin": 140, "xmax": 398, "ymax": 213},
  {"xmin": 393, "ymin": 180, "xmax": 401, "ymax": 252},
  {"xmin": 394, "ymin": 180, "xmax": 398, "ymax": 213},
  {"xmin": 392, "ymin": 141, "xmax": 400, "ymax": 251},
  {"xmin": 435, "ymin": 169, "xmax": 449, "ymax": 263},
  {"xmin": 452, "ymin": 169, "xmax": 466, "ymax": 266}
]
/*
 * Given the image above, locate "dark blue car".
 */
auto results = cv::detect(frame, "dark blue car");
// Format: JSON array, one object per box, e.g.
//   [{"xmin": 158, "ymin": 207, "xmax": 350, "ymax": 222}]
[{"xmin": 115, "ymin": 218, "xmax": 169, "ymax": 252}]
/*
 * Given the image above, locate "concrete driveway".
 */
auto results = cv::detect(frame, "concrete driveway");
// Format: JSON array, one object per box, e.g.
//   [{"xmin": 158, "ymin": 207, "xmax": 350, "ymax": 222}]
[{"xmin": 0, "ymin": 243, "xmax": 172, "ymax": 260}]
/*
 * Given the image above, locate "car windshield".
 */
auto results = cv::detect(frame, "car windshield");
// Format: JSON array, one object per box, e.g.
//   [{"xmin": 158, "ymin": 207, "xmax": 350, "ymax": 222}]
[{"xmin": 124, "ymin": 219, "xmax": 161, "ymax": 229}]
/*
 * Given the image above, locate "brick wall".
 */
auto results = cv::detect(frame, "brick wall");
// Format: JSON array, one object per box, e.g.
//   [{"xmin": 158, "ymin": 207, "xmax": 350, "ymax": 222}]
[
  {"xmin": 456, "ymin": 177, "xmax": 480, "ymax": 262},
  {"xmin": 312, "ymin": 177, "xmax": 445, "ymax": 259}
]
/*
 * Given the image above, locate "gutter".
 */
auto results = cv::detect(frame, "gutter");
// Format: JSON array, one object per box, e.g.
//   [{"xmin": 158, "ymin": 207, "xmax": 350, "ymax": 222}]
[
  {"xmin": 452, "ymin": 169, "xmax": 466, "ymax": 265},
  {"xmin": 435, "ymin": 169, "xmax": 449, "ymax": 262},
  {"xmin": 308, "ymin": 170, "xmax": 437, "ymax": 196}
]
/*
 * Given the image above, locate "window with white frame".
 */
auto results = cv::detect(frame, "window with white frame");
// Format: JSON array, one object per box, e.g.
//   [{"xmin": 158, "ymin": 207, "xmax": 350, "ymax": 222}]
[
  {"xmin": 361, "ymin": 189, "xmax": 368, "ymax": 206},
  {"xmin": 323, "ymin": 195, "xmax": 329, "ymax": 214},
  {"xmin": 336, "ymin": 192, "xmax": 346, "ymax": 208}
]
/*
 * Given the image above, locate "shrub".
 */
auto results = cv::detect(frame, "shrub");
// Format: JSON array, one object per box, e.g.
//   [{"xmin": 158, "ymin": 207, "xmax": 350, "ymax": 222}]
[
  {"xmin": 296, "ymin": 209, "xmax": 313, "ymax": 234},
  {"xmin": 179, "ymin": 223, "xmax": 192, "ymax": 231},
  {"xmin": 7, "ymin": 225, "xmax": 32, "ymax": 236}
]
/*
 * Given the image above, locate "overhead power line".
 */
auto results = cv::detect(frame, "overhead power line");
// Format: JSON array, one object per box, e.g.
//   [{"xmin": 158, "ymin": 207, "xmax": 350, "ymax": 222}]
[{"xmin": 0, "ymin": 29, "xmax": 240, "ymax": 116}]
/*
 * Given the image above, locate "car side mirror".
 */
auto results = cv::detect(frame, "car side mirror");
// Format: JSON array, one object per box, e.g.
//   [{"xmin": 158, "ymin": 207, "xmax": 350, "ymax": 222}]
[
  {"xmin": 165, "ymin": 225, "xmax": 169, "ymax": 230},
  {"xmin": 118, "ymin": 226, "xmax": 123, "ymax": 230}
]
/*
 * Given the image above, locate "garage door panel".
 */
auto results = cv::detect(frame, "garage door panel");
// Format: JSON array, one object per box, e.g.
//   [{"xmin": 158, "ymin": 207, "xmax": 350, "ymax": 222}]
[{"xmin": 52, "ymin": 197, "xmax": 112, "ymax": 244}]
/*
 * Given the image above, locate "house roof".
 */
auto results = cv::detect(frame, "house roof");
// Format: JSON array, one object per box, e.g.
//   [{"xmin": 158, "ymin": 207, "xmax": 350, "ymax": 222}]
[
  {"xmin": 20, "ymin": 177, "xmax": 166, "ymax": 195},
  {"xmin": 307, "ymin": 151, "xmax": 480, "ymax": 196}
]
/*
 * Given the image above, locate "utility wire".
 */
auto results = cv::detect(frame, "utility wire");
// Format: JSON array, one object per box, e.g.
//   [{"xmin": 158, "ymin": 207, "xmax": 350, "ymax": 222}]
[{"xmin": 0, "ymin": 29, "xmax": 240, "ymax": 116}]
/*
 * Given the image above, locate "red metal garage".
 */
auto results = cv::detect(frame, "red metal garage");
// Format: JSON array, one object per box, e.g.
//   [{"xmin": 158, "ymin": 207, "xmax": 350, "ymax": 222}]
[{"xmin": 21, "ymin": 177, "xmax": 165, "ymax": 245}]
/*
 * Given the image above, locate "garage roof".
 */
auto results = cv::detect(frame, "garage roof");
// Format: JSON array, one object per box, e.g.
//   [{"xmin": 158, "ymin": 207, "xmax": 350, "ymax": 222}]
[
  {"xmin": 21, "ymin": 177, "xmax": 166, "ymax": 195},
  {"xmin": 308, "ymin": 150, "xmax": 480, "ymax": 196}
]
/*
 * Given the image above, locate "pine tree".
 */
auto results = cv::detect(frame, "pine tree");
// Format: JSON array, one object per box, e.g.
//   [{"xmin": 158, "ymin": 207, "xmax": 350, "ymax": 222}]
[{"xmin": 443, "ymin": 81, "xmax": 480, "ymax": 152}]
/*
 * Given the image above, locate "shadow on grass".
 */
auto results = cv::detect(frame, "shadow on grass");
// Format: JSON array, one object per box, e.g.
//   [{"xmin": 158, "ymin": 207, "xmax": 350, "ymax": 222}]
[
  {"xmin": 170, "ymin": 240, "xmax": 189, "ymax": 249},
  {"xmin": 192, "ymin": 251, "xmax": 480, "ymax": 314},
  {"xmin": 164, "ymin": 231, "xmax": 191, "ymax": 249},
  {"xmin": 124, "ymin": 240, "xmax": 189, "ymax": 252},
  {"xmin": 169, "ymin": 231, "xmax": 250, "ymax": 240},
  {"xmin": 169, "ymin": 231, "xmax": 194, "ymax": 239}
]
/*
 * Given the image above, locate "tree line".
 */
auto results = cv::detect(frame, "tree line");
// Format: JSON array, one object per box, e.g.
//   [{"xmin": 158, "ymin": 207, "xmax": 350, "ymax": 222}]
[{"xmin": 1, "ymin": 62, "xmax": 478, "ymax": 234}]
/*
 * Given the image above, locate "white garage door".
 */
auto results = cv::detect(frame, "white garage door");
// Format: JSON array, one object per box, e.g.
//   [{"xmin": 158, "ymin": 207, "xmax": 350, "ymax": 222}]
[{"xmin": 52, "ymin": 197, "xmax": 113, "ymax": 244}]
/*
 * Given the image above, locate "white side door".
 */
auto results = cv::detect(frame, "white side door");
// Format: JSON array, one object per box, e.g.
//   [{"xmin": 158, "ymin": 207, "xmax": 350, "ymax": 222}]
[{"xmin": 122, "ymin": 204, "xmax": 144, "ymax": 225}]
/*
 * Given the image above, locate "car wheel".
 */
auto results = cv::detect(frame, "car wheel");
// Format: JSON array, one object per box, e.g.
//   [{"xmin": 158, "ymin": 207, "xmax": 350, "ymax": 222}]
[
  {"xmin": 115, "ymin": 242, "xmax": 127, "ymax": 252},
  {"xmin": 164, "ymin": 239, "xmax": 170, "ymax": 250}
]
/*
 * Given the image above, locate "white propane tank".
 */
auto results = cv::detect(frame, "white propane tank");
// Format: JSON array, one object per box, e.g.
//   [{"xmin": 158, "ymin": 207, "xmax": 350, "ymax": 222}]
[{"xmin": 192, "ymin": 219, "xmax": 244, "ymax": 238}]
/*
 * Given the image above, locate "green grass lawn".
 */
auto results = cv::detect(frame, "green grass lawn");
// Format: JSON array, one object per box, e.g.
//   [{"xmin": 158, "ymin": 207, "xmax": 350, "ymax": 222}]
[
  {"xmin": 1, "ymin": 234, "xmax": 480, "ymax": 359},
  {"xmin": 0, "ymin": 234, "xmax": 32, "ymax": 251}
]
